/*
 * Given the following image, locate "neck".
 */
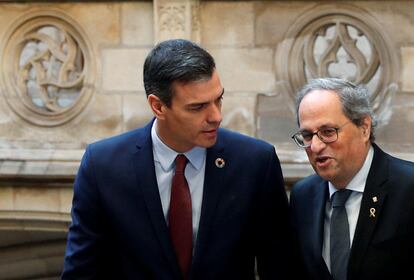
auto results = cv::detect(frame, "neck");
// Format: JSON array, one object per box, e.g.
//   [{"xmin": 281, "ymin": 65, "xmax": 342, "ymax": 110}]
[{"xmin": 155, "ymin": 120, "xmax": 191, "ymax": 153}]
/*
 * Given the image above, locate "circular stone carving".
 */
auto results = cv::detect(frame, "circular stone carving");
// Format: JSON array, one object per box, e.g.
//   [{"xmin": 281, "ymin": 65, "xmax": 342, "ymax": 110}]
[
  {"xmin": 276, "ymin": 4, "xmax": 398, "ymax": 110},
  {"xmin": 0, "ymin": 11, "xmax": 95, "ymax": 126}
]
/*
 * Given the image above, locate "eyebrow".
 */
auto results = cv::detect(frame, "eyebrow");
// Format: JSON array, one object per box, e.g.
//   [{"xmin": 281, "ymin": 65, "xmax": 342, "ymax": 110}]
[
  {"xmin": 300, "ymin": 123, "xmax": 338, "ymax": 132},
  {"xmin": 187, "ymin": 88, "xmax": 225, "ymax": 107}
]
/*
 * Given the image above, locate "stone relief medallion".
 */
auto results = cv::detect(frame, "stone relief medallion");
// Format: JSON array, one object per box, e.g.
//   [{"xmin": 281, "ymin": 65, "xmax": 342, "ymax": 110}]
[
  {"xmin": 276, "ymin": 4, "xmax": 398, "ymax": 125},
  {"xmin": 0, "ymin": 11, "xmax": 95, "ymax": 126}
]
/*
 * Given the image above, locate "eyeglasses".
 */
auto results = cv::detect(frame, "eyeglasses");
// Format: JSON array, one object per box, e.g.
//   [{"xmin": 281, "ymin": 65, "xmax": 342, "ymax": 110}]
[{"xmin": 291, "ymin": 121, "xmax": 352, "ymax": 148}]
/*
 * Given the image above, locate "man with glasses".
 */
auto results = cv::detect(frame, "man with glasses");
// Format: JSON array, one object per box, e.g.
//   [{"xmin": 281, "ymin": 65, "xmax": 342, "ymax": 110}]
[
  {"xmin": 289, "ymin": 77, "xmax": 414, "ymax": 280},
  {"xmin": 62, "ymin": 39, "xmax": 299, "ymax": 280}
]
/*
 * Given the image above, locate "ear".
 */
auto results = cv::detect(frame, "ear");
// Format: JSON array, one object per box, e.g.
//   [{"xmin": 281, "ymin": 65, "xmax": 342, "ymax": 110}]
[
  {"xmin": 147, "ymin": 94, "xmax": 166, "ymax": 120},
  {"xmin": 361, "ymin": 116, "xmax": 372, "ymax": 142}
]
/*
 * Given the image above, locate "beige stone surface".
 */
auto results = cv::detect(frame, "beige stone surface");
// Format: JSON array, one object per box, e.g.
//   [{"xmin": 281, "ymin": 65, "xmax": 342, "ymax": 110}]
[
  {"xmin": 0, "ymin": 188, "xmax": 14, "ymax": 210},
  {"xmin": 102, "ymin": 48, "xmax": 151, "ymax": 92},
  {"xmin": 256, "ymin": 1, "xmax": 414, "ymax": 48},
  {"xmin": 0, "ymin": 4, "xmax": 28, "ymax": 39},
  {"xmin": 73, "ymin": 94, "xmax": 124, "ymax": 144},
  {"xmin": 122, "ymin": 2, "xmax": 154, "ymax": 46},
  {"xmin": 200, "ymin": 2, "xmax": 254, "ymax": 47},
  {"xmin": 0, "ymin": 149, "xmax": 83, "ymax": 161},
  {"xmin": 123, "ymin": 94, "xmax": 154, "ymax": 131},
  {"xmin": 0, "ymin": 94, "xmax": 122, "ymax": 148},
  {"xmin": 210, "ymin": 48, "xmax": 275, "ymax": 93},
  {"xmin": 63, "ymin": 3, "xmax": 121, "ymax": 46},
  {"xmin": 59, "ymin": 188, "xmax": 74, "ymax": 213},
  {"xmin": 44, "ymin": 161, "xmax": 80, "ymax": 177},
  {"xmin": 0, "ymin": 3, "xmax": 120, "ymax": 46},
  {"xmin": 0, "ymin": 97, "xmax": 12, "ymax": 125},
  {"xmin": 0, "ymin": 161, "xmax": 23, "ymax": 175},
  {"xmin": 375, "ymin": 93, "xmax": 414, "ymax": 146},
  {"xmin": 356, "ymin": 1, "xmax": 414, "ymax": 44},
  {"xmin": 221, "ymin": 93, "xmax": 256, "ymax": 137},
  {"xmin": 14, "ymin": 187, "xmax": 60, "ymax": 212},
  {"xmin": 401, "ymin": 47, "xmax": 414, "ymax": 92},
  {"xmin": 256, "ymin": 2, "xmax": 313, "ymax": 46},
  {"xmin": 0, "ymin": 92, "xmax": 29, "ymax": 142}
]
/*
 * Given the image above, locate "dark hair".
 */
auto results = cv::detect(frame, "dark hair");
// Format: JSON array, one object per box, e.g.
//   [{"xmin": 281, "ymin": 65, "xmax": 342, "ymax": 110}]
[
  {"xmin": 143, "ymin": 39, "xmax": 216, "ymax": 107},
  {"xmin": 295, "ymin": 77, "xmax": 377, "ymax": 142}
]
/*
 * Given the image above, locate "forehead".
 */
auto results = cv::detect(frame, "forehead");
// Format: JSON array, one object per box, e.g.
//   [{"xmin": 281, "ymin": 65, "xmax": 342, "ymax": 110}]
[
  {"xmin": 298, "ymin": 89, "xmax": 347, "ymax": 127},
  {"xmin": 172, "ymin": 70, "xmax": 223, "ymax": 104}
]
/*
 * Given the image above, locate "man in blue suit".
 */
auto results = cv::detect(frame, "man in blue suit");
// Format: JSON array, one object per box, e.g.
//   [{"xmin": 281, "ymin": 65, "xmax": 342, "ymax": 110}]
[
  {"xmin": 62, "ymin": 39, "xmax": 298, "ymax": 279},
  {"xmin": 290, "ymin": 77, "xmax": 414, "ymax": 280}
]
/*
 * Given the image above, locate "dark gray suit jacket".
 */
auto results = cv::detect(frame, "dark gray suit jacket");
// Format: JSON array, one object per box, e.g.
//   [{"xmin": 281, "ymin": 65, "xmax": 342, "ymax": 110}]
[
  {"xmin": 62, "ymin": 121, "xmax": 299, "ymax": 279},
  {"xmin": 290, "ymin": 143, "xmax": 414, "ymax": 280}
]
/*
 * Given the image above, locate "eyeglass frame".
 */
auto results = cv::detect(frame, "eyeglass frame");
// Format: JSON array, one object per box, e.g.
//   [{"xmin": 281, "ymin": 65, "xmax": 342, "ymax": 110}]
[{"xmin": 291, "ymin": 121, "xmax": 353, "ymax": 148}]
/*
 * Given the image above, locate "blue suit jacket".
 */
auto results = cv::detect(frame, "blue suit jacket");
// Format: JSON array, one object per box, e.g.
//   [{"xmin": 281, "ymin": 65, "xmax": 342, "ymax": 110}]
[
  {"xmin": 290, "ymin": 143, "xmax": 414, "ymax": 280},
  {"xmin": 62, "ymin": 121, "xmax": 298, "ymax": 279}
]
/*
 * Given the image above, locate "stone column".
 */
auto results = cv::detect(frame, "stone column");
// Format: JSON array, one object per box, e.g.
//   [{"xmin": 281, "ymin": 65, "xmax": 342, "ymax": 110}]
[{"xmin": 153, "ymin": 0, "xmax": 200, "ymax": 43}]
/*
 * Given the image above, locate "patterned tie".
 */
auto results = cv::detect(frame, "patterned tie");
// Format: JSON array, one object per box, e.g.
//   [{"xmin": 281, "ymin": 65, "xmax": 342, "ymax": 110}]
[
  {"xmin": 330, "ymin": 189, "xmax": 352, "ymax": 280},
  {"xmin": 169, "ymin": 154, "xmax": 192, "ymax": 280}
]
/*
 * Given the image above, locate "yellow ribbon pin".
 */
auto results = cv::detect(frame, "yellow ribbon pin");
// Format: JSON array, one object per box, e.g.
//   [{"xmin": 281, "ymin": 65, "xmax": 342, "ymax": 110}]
[{"xmin": 369, "ymin": 207, "xmax": 376, "ymax": 218}]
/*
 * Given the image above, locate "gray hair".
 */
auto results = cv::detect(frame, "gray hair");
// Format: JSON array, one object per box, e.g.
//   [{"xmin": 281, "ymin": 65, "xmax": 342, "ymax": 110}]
[{"xmin": 295, "ymin": 77, "xmax": 377, "ymax": 142}]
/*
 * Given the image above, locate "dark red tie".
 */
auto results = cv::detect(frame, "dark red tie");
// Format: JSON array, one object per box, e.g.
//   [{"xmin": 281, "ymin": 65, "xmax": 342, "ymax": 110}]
[{"xmin": 169, "ymin": 154, "xmax": 192, "ymax": 280}]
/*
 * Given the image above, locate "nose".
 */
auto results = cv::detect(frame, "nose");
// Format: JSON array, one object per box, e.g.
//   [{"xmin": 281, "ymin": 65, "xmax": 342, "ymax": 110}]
[
  {"xmin": 309, "ymin": 134, "xmax": 326, "ymax": 153},
  {"xmin": 207, "ymin": 102, "xmax": 222, "ymax": 124}
]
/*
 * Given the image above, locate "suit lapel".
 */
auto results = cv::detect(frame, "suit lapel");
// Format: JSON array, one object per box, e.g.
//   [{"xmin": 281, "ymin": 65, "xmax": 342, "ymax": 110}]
[
  {"xmin": 191, "ymin": 134, "xmax": 226, "ymax": 273},
  {"xmin": 132, "ymin": 121, "xmax": 181, "ymax": 278},
  {"xmin": 311, "ymin": 180, "xmax": 332, "ymax": 276},
  {"xmin": 348, "ymin": 144, "xmax": 389, "ymax": 279}
]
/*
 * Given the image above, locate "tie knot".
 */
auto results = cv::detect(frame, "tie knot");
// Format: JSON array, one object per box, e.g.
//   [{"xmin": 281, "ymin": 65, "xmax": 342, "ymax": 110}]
[
  {"xmin": 331, "ymin": 189, "xmax": 352, "ymax": 208},
  {"xmin": 175, "ymin": 154, "xmax": 188, "ymax": 173}
]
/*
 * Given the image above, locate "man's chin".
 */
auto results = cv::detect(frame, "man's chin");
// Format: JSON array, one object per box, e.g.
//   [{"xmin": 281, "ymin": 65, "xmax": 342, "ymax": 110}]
[
  {"xmin": 313, "ymin": 166, "xmax": 334, "ymax": 181},
  {"xmin": 198, "ymin": 138, "xmax": 217, "ymax": 148}
]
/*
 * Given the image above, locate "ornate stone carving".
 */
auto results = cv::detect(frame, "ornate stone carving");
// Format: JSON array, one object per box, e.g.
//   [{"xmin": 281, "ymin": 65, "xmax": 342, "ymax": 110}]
[
  {"xmin": 159, "ymin": 3, "xmax": 186, "ymax": 34},
  {"xmin": 276, "ymin": 4, "xmax": 399, "ymax": 126},
  {"xmin": 0, "ymin": 11, "xmax": 95, "ymax": 126},
  {"xmin": 154, "ymin": 0, "xmax": 200, "ymax": 43}
]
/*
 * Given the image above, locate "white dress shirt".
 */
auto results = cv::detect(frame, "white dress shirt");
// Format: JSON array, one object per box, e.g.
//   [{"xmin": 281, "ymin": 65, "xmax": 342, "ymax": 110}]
[
  {"xmin": 151, "ymin": 120, "xmax": 206, "ymax": 244},
  {"xmin": 322, "ymin": 146, "xmax": 374, "ymax": 272}
]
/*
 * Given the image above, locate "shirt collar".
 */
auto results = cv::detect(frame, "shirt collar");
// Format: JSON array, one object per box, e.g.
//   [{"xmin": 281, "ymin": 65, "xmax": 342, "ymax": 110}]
[
  {"xmin": 329, "ymin": 145, "xmax": 374, "ymax": 198},
  {"xmin": 151, "ymin": 119, "xmax": 206, "ymax": 172}
]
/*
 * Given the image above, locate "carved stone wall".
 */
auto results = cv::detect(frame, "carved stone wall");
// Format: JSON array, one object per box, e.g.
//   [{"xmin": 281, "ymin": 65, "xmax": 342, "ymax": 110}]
[{"xmin": 0, "ymin": 1, "xmax": 414, "ymax": 278}]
